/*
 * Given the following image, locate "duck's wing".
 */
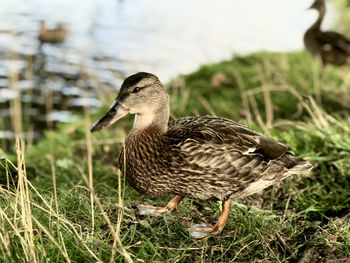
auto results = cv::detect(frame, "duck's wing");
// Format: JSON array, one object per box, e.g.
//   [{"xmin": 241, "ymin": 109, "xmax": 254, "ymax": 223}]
[
  {"xmin": 164, "ymin": 116, "xmax": 296, "ymax": 200},
  {"xmin": 317, "ymin": 31, "xmax": 350, "ymax": 54},
  {"xmin": 166, "ymin": 115, "xmax": 288, "ymax": 161},
  {"xmin": 164, "ymin": 116, "xmax": 310, "ymax": 200}
]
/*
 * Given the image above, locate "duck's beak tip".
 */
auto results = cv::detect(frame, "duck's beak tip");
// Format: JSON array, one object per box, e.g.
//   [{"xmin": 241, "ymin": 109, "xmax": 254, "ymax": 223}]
[
  {"xmin": 90, "ymin": 102, "xmax": 129, "ymax": 133},
  {"xmin": 90, "ymin": 123, "xmax": 98, "ymax": 132}
]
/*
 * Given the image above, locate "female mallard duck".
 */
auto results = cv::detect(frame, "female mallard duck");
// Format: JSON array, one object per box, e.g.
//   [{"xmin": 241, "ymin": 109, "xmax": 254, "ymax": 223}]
[
  {"xmin": 304, "ymin": 0, "xmax": 350, "ymax": 65},
  {"xmin": 38, "ymin": 21, "xmax": 67, "ymax": 44},
  {"xmin": 91, "ymin": 72, "xmax": 312, "ymax": 238}
]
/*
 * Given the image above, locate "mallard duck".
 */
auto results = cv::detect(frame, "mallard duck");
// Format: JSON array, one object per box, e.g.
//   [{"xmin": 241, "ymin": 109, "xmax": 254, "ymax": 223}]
[
  {"xmin": 91, "ymin": 72, "xmax": 312, "ymax": 238},
  {"xmin": 304, "ymin": 0, "xmax": 350, "ymax": 65},
  {"xmin": 38, "ymin": 21, "xmax": 67, "ymax": 44}
]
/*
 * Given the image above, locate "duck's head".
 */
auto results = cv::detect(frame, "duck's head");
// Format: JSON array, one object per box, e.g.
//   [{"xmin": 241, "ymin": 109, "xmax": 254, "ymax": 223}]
[
  {"xmin": 91, "ymin": 72, "xmax": 169, "ymax": 132},
  {"xmin": 308, "ymin": 0, "xmax": 325, "ymax": 10}
]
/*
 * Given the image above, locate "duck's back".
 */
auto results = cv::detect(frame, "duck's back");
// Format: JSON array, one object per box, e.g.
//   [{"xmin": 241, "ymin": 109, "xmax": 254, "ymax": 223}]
[{"xmin": 304, "ymin": 28, "xmax": 350, "ymax": 64}]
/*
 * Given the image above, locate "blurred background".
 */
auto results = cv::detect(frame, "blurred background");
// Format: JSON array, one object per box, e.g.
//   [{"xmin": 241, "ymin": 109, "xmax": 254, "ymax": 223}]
[{"xmin": 0, "ymin": 0, "xmax": 345, "ymax": 145}]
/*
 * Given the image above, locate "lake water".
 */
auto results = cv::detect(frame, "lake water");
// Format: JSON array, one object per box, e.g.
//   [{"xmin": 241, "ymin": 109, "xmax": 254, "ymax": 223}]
[{"xmin": 0, "ymin": 0, "xmax": 336, "ymax": 141}]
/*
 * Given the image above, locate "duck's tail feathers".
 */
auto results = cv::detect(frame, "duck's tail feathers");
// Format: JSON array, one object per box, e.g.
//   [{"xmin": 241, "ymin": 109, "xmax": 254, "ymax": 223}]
[
  {"xmin": 240, "ymin": 153, "xmax": 312, "ymax": 198},
  {"xmin": 283, "ymin": 153, "xmax": 312, "ymax": 175}
]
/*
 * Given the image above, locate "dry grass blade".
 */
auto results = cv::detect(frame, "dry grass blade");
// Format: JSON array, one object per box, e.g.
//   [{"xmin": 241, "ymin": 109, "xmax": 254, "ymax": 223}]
[
  {"xmin": 301, "ymin": 96, "xmax": 329, "ymax": 130},
  {"xmin": 0, "ymin": 139, "xmax": 37, "ymax": 262},
  {"xmin": 231, "ymin": 240, "xmax": 256, "ymax": 262},
  {"xmin": 0, "ymin": 231, "xmax": 11, "ymax": 256},
  {"xmin": 0, "ymin": 207, "xmax": 29, "ymax": 260},
  {"xmin": 76, "ymin": 165, "xmax": 133, "ymax": 263},
  {"xmin": 110, "ymin": 148, "xmax": 126, "ymax": 263},
  {"xmin": 0, "ymin": 158, "xmax": 103, "ymax": 263},
  {"xmin": 232, "ymin": 67, "xmax": 250, "ymax": 118},
  {"xmin": 198, "ymin": 95, "xmax": 216, "ymax": 116},
  {"xmin": 7, "ymin": 178, "xmax": 103, "ymax": 262},
  {"xmin": 247, "ymin": 93, "xmax": 268, "ymax": 134},
  {"xmin": 256, "ymin": 228, "xmax": 281, "ymax": 263},
  {"xmin": 256, "ymin": 63, "xmax": 274, "ymax": 129},
  {"xmin": 31, "ymin": 217, "xmax": 71, "ymax": 263},
  {"xmin": 16, "ymin": 139, "xmax": 36, "ymax": 262},
  {"xmin": 84, "ymin": 104, "xmax": 95, "ymax": 234},
  {"xmin": 45, "ymin": 85, "xmax": 53, "ymax": 130},
  {"xmin": 46, "ymin": 154, "xmax": 70, "ymax": 259},
  {"xmin": 8, "ymin": 57, "xmax": 22, "ymax": 136},
  {"xmin": 263, "ymin": 85, "xmax": 274, "ymax": 129}
]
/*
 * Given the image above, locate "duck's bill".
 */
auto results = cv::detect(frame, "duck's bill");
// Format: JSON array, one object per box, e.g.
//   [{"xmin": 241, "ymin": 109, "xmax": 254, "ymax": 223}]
[{"xmin": 90, "ymin": 101, "xmax": 129, "ymax": 132}]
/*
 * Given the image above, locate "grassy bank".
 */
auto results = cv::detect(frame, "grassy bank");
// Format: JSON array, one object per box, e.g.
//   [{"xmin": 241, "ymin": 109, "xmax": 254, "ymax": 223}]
[{"xmin": 1, "ymin": 51, "xmax": 350, "ymax": 262}]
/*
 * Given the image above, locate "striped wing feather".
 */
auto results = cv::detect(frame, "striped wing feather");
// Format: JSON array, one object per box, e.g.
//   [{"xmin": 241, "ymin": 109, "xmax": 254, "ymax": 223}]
[
  {"xmin": 167, "ymin": 116, "xmax": 289, "ymax": 161},
  {"xmin": 164, "ymin": 116, "xmax": 293, "ymax": 200}
]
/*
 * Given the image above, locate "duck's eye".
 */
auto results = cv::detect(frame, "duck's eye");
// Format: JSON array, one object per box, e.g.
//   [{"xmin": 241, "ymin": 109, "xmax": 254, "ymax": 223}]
[{"xmin": 132, "ymin": 87, "xmax": 141, "ymax": 93}]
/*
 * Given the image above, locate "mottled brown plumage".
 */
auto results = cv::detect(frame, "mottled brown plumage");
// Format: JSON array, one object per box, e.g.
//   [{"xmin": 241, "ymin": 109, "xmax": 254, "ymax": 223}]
[
  {"xmin": 304, "ymin": 0, "xmax": 350, "ymax": 65},
  {"xmin": 91, "ymin": 72, "xmax": 312, "ymax": 237}
]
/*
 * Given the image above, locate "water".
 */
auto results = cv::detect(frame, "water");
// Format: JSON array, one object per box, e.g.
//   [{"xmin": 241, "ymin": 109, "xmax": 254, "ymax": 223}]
[{"xmin": 0, "ymin": 0, "xmax": 336, "ymax": 143}]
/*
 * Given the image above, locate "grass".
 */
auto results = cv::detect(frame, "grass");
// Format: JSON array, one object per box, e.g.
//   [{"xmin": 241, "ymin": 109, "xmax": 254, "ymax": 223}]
[{"xmin": 1, "ymin": 50, "xmax": 350, "ymax": 262}]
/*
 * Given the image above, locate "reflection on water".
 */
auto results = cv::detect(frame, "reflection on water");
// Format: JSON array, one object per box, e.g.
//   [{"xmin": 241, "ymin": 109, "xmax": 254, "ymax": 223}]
[{"xmin": 0, "ymin": 0, "xmax": 336, "ymax": 144}]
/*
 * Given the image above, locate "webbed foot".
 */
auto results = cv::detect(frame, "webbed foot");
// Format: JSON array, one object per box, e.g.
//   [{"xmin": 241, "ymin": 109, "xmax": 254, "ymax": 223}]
[
  {"xmin": 187, "ymin": 199, "xmax": 232, "ymax": 239},
  {"xmin": 135, "ymin": 195, "xmax": 184, "ymax": 216},
  {"xmin": 187, "ymin": 224, "xmax": 216, "ymax": 238},
  {"xmin": 135, "ymin": 204, "xmax": 168, "ymax": 216}
]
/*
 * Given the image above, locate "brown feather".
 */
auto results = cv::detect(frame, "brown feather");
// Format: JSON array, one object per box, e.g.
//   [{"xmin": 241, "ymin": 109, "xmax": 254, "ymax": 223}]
[{"xmin": 119, "ymin": 115, "xmax": 311, "ymax": 201}]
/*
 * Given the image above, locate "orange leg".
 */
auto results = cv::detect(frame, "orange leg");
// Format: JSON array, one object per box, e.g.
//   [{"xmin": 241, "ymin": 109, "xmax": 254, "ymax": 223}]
[
  {"xmin": 190, "ymin": 199, "xmax": 231, "ymax": 238},
  {"xmin": 211, "ymin": 199, "xmax": 231, "ymax": 234},
  {"xmin": 136, "ymin": 195, "xmax": 184, "ymax": 215},
  {"xmin": 166, "ymin": 195, "xmax": 184, "ymax": 212}
]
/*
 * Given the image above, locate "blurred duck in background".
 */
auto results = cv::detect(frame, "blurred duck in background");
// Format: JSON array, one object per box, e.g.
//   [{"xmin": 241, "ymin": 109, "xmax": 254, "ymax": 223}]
[
  {"xmin": 304, "ymin": 0, "xmax": 350, "ymax": 65},
  {"xmin": 38, "ymin": 21, "xmax": 67, "ymax": 44}
]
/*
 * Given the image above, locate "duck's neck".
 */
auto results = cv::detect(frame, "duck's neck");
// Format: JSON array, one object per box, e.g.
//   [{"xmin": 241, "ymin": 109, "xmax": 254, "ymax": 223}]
[
  {"xmin": 310, "ymin": 4, "xmax": 326, "ymax": 31},
  {"xmin": 132, "ymin": 102, "xmax": 170, "ymax": 134}
]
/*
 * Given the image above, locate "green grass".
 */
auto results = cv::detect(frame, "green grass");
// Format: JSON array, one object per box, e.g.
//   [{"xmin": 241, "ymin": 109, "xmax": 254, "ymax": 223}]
[{"xmin": 1, "ymin": 51, "xmax": 350, "ymax": 262}]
